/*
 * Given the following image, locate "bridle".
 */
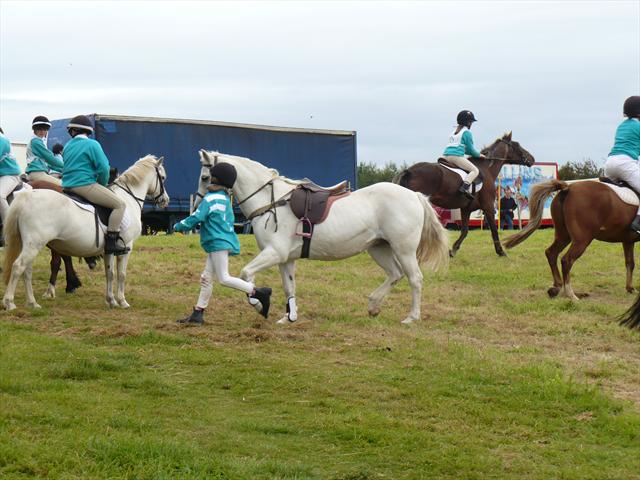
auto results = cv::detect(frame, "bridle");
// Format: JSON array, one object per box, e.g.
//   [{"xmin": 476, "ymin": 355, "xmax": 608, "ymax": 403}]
[
  {"xmin": 113, "ymin": 165, "xmax": 167, "ymax": 210},
  {"xmin": 485, "ymin": 138, "xmax": 529, "ymax": 165}
]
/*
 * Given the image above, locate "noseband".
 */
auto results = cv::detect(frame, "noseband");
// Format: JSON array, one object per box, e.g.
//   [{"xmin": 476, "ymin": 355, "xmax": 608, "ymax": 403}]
[{"xmin": 114, "ymin": 165, "xmax": 166, "ymax": 210}]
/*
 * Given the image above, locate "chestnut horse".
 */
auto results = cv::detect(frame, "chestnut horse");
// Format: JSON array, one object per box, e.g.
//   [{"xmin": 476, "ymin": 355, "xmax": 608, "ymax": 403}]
[
  {"xmin": 393, "ymin": 132, "xmax": 535, "ymax": 256},
  {"xmin": 503, "ymin": 179, "xmax": 640, "ymax": 314}
]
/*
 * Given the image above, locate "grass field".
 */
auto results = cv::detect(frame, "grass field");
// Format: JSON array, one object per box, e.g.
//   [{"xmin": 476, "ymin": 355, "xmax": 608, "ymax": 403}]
[{"xmin": 1, "ymin": 229, "xmax": 639, "ymax": 479}]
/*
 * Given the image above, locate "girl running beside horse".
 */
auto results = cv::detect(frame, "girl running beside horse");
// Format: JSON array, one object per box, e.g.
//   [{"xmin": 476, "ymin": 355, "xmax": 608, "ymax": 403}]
[{"xmin": 173, "ymin": 162, "xmax": 272, "ymax": 325}]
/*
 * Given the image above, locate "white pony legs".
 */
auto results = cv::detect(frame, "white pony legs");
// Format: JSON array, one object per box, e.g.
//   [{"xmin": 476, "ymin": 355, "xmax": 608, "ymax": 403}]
[
  {"xmin": 367, "ymin": 243, "xmax": 405, "ymax": 317},
  {"xmin": 116, "ymin": 251, "xmax": 133, "ymax": 308},
  {"xmin": 104, "ymin": 249, "xmax": 134, "ymax": 309},
  {"xmin": 104, "ymin": 254, "xmax": 118, "ymax": 308},
  {"xmin": 3, "ymin": 244, "xmax": 42, "ymax": 310},
  {"xmin": 278, "ymin": 260, "xmax": 297, "ymax": 324}
]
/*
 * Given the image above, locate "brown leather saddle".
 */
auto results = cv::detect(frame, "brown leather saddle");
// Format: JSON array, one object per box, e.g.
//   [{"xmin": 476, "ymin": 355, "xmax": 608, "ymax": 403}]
[{"xmin": 289, "ymin": 179, "xmax": 350, "ymax": 258}]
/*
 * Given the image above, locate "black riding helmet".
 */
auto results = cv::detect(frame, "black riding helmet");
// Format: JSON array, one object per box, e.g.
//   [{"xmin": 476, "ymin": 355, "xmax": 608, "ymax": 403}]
[
  {"xmin": 32, "ymin": 115, "xmax": 51, "ymax": 130},
  {"xmin": 209, "ymin": 162, "xmax": 237, "ymax": 189},
  {"xmin": 67, "ymin": 115, "xmax": 94, "ymax": 136},
  {"xmin": 456, "ymin": 110, "xmax": 477, "ymax": 128},
  {"xmin": 623, "ymin": 96, "xmax": 640, "ymax": 118}
]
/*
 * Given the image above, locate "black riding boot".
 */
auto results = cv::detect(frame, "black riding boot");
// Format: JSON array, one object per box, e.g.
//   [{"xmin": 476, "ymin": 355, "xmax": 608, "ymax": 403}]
[
  {"xmin": 177, "ymin": 308, "xmax": 204, "ymax": 325},
  {"xmin": 248, "ymin": 287, "xmax": 272, "ymax": 318},
  {"xmin": 458, "ymin": 181, "xmax": 474, "ymax": 200},
  {"xmin": 631, "ymin": 215, "xmax": 640, "ymax": 233},
  {"xmin": 105, "ymin": 231, "xmax": 130, "ymax": 256}
]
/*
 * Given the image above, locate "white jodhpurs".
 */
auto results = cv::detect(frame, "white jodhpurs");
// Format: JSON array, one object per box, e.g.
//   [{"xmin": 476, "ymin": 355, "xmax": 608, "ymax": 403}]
[
  {"xmin": 196, "ymin": 250, "xmax": 255, "ymax": 310},
  {"xmin": 0, "ymin": 175, "xmax": 21, "ymax": 223},
  {"xmin": 442, "ymin": 155, "xmax": 480, "ymax": 183},
  {"xmin": 604, "ymin": 154, "xmax": 640, "ymax": 214}
]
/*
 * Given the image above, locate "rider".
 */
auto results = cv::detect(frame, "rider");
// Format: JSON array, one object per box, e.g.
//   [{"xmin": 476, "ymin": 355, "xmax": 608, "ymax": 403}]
[
  {"xmin": 61, "ymin": 114, "xmax": 129, "ymax": 255},
  {"xmin": 0, "ymin": 127, "xmax": 23, "ymax": 223},
  {"xmin": 604, "ymin": 96, "xmax": 640, "ymax": 233},
  {"xmin": 25, "ymin": 116, "xmax": 64, "ymax": 185},
  {"xmin": 173, "ymin": 162, "xmax": 272, "ymax": 325},
  {"xmin": 442, "ymin": 110, "xmax": 486, "ymax": 199}
]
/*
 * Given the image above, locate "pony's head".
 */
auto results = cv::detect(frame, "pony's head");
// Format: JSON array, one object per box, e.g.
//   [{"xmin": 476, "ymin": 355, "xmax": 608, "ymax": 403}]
[
  {"xmin": 483, "ymin": 132, "xmax": 535, "ymax": 167},
  {"xmin": 118, "ymin": 155, "xmax": 170, "ymax": 208}
]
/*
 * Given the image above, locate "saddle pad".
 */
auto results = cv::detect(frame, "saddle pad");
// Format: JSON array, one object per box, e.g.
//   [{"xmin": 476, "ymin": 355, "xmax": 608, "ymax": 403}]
[
  {"xmin": 69, "ymin": 199, "xmax": 132, "ymax": 232},
  {"xmin": 439, "ymin": 164, "xmax": 483, "ymax": 191},
  {"xmin": 597, "ymin": 180, "xmax": 639, "ymax": 206}
]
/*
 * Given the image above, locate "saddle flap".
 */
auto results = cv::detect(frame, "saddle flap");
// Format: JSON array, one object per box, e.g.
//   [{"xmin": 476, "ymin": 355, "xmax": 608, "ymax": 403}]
[
  {"xmin": 63, "ymin": 190, "xmax": 113, "ymax": 226},
  {"xmin": 437, "ymin": 159, "xmax": 483, "ymax": 186}
]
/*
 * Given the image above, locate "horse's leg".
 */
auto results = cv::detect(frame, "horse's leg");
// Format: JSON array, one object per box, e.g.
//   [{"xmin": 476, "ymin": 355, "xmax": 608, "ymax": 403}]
[
  {"xmin": 43, "ymin": 250, "xmax": 62, "ymax": 299},
  {"xmin": 387, "ymin": 243, "xmax": 423, "ymax": 324},
  {"xmin": 623, "ymin": 242, "xmax": 635, "ymax": 293},
  {"xmin": 560, "ymin": 239, "xmax": 592, "ymax": 301},
  {"xmin": 450, "ymin": 208, "xmax": 471, "ymax": 257},
  {"xmin": 62, "ymin": 255, "xmax": 82, "ymax": 294},
  {"xmin": 366, "ymin": 242, "xmax": 404, "ymax": 317},
  {"xmin": 545, "ymin": 231, "xmax": 571, "ymax": 298},
  {"xmin": 115, "ymin": 252, "xmax": 131, "ymax": 308},
  {"xmin": 482, "ymin": 206, "xmax": 507, "ymax": 256},
  {"xmin": 239, "ymin": 247, "xmax": 283, "ymax": 284},
  {"xmin": 276, "ymin": 260, "xmax": 298, "ymax": 324},
  {"xmin": 24, "ymin": 264, "xmax": 41, "ymax": 309},
  {"xmin": 3, "ymin": 244, "xmax": 41, "ymax": 310},
  {"xmin": 104, "ymin": 253, "xmax": 118, "ymax": 308}
]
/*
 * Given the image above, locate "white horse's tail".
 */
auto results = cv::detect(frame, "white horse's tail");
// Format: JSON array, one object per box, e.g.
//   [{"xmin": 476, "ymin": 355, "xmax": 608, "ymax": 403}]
[
  {"xmin": 415, "ymin": 193, "xmax": 449, "ymax": 272},
  {"xmin": 3, "ymin": 191, "xmax": 29, "ymax": 285}
]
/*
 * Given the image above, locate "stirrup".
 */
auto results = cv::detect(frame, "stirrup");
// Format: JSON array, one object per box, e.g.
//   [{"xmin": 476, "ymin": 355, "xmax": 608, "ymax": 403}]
[{"xmin": 295, "ymin": 217, "xmax": 313, "ymax": 238}]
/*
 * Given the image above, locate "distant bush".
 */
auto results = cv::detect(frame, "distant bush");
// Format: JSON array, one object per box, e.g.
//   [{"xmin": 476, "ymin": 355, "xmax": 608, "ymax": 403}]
[
  {"xmin": 558, "ymin": 158, "xmax": 603, "ymax": 180},
  {"xmin": 357, "ymin": 161, "xmax": 407, "ymax": 188}
]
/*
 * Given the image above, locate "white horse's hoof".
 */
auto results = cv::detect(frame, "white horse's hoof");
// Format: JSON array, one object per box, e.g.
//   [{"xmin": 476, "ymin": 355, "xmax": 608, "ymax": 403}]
[
  {"xmin": 401, "ymin": 317, "xmax": 417, "ymax": 325},
  {"xmin": 3, "ymin": 300, "xmax": 16, "ymax": 311},
  {"xmin": 106, "ymin": 299, "xmax": 118, "ymax": 309},
  {"xmin": 27, "ymin": 302, "xmax": 41, "ymax": 309},
  {"xmin": 118, "ymin": 300, "xmax": 130, "ymax": 309},
  {"xmin": 42, "ymin": 285, "xmax": 56, "ymax": 299},
  {"xmin": 277, "ymin": 315, "xmax": 296, "ymax": 325},
  {"xmin": 368, "ymin": 306, "xmax": 381, "ymax": 317}
]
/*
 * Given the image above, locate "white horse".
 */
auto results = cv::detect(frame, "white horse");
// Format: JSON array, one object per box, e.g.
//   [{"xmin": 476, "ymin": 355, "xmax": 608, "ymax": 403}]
[
  {"xmin": 196, "ymin": 150, "xmax": 449, "ymax": 324},
  {"xmin": 3, "ymin": 155, "xmax": 169, "ymax": 310}
]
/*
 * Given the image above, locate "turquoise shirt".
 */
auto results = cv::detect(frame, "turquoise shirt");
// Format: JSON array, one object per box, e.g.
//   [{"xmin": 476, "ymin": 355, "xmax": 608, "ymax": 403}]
[
  {"xmin": 25, "ymin": 136, "xmax": 64, "ymax": 174},
  {"xmin": 61, "ymin": 135, "xmax": 111, "ymax": 188},
  {"xmin": 50, "ymin": 154, "xmax": 64, "ymax": 174},
  {"xmin": 443, "ymin": 127, "xmax": 482, "ymax": 157},
  {"xmin": 609, "ymin": 118, "xmax": 640, "ymax": 160},
  {"xmin": 173, "ymin": 190, "xmax": 240, "ymax": 254},
  {"xmin": 0, "ymin": 133, "xmax": 22, "ymax": 176}
]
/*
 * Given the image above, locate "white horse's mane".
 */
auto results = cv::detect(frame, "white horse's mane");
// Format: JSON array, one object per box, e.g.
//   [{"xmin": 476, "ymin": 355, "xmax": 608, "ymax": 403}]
[
  {"xmin": 118, "ymin": 155, "xmax": 160, "ymax": 187},
  {"xmin": 206, "ymin": 151, "xmax": 304, "ymax": 186}
]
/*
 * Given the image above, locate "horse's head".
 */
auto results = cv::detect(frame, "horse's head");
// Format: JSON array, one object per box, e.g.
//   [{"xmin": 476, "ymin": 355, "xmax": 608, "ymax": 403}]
[
  {"xmin": 194, "ymin": 151, "xmax": 214, "ymax": 208},
  {"xmin": 148, "ymin": 156, "xmax": 170, "ymax": 209},
  {"xmin": 484, "ymin": 132, "xmax": 535, "ymax": 167}
]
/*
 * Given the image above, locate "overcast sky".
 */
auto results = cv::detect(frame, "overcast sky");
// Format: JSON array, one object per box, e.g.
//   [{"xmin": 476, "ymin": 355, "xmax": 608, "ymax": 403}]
[{"xmin": 1, "ymin": 1, "xmax": 638, "ymax": 167}]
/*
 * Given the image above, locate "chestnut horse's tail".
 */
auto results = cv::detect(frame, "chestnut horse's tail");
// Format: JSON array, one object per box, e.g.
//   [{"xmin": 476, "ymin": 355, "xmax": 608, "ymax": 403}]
[
  {"xmin": 3, "ymin": 191, "xmax": 29, "ymax": 285},
  {"xmin": 503, "ymin": 179, "xmax": 569, "ymax": 249},
  {"xmin": 392, "ymin": 168, "xmax": 411, "ymax": 188},
  {"xmin": 619, "ymin": 295, "xmax": 640, "ymax": 330}
]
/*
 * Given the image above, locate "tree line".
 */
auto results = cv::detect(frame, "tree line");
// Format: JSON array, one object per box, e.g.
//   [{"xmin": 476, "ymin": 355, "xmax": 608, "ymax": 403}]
[{"xmin": 357, "ymin": 158, "xmax": 603, "ymax": 188}]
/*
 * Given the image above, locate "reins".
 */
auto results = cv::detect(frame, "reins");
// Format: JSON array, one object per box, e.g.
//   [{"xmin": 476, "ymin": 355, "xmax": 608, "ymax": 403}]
[{"xmin": 113, "ymin": 166, "xmax": 166, "ymax": 210}]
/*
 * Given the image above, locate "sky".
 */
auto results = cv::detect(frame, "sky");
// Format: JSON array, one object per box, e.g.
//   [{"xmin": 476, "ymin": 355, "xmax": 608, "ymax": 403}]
[{"xmin": 0, "ymin": 0, "xmax": 639, "ymax": 167}]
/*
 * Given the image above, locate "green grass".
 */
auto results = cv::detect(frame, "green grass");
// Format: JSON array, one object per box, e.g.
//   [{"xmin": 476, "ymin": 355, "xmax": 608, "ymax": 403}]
[{"xmin": 1, "ymin": 230, "xmax": 639, "ymax": 479}]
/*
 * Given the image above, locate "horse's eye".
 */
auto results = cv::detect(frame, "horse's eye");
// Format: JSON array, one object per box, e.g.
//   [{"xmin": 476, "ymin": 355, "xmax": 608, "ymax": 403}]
[{"xmin": 201, "ymin": 176, "xmax": 210, "ymax": 182}]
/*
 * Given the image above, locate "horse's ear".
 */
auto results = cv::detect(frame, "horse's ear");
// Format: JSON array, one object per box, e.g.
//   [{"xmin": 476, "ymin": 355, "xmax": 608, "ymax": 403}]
[
  {"xmin": 200, "ymin": 150, "xmax": 211, "ymax": 165},
  {"xmin": 505, "ymin": 131, "xmax": 512, "ymax": 141},
  {"xmin": 157, "ymin": 156, "xmax": 164, "ymax": 165}
]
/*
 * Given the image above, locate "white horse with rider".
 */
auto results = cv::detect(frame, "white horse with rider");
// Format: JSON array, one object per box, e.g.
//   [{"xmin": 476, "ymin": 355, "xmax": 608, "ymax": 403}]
[{"xmin": 3, "ymin": 155, "xmax": 169, "ymax": 310}]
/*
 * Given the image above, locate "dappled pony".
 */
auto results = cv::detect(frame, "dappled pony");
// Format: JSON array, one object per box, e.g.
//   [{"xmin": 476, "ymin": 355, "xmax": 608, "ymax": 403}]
[
  {"xmin": 503, "ymin": 179, "xmax": 640, "ymax": 311},
  {"xmin": 393, "ymin": 132, "xmax": 535, "ymax": 256},
  {"xmin": 3, "ymin": 155, "xmax": 169, "ymax": 310},
  {"xmin": 197, "ymin": 150, "xmax": 449, "ymax": 324}
]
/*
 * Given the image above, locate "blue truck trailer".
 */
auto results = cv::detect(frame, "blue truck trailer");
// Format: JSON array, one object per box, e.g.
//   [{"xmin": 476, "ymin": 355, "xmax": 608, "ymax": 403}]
[{"xmin": 48, "ymin": 114, "xmax": 357, "ymax": 231}]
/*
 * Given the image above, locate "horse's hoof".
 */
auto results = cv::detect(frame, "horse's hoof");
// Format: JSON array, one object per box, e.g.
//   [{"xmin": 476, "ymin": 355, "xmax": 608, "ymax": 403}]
[
  {"xmin": 106, "ymin": 299, "xmax": 118, "ymax": 309},
  {"xmin": 43, "ymin": 285, "xmax": 56, "ymax": 299},
  {"xmin": 368, "ymin": 307, "xmax": 381, "ymax": 317},
  {"xmin": 498, "ymin": 251, "xmax": 508, "ymax": 257},
  {"xmin": 576, "ymin": 292, "xmax": 590, "ymax": 299},
  {"xmin": 627, "ymin": 287, "xmax": 636, "ymax": 294},
  {"xmin": 449, "ymin": 250, "xmax": 457, "ymax": 258},
  {"xmin": 276, "ymin": 315, "xmax": 296, "ymax": 325},
  {"xmin": 118, "ymin": 300, "xmax": 131, "ymax": 309},
  {"xmin": 3, "ymin": 300, "xmax": 16, "ymax": 311},
  {"xmin": 547, "ymin": 287, "xmax": 561, "ymax": 298},
  {"xmin": 28, "ymin": 302, "xmax": 41, "ymax": 309},
  {"xmin": 65, "ymin": 287, "xmax": 78, "ymax": 294},
  {"xmin": 401, "ymin": 317, "xmax": 417, "ymax": 325}
]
